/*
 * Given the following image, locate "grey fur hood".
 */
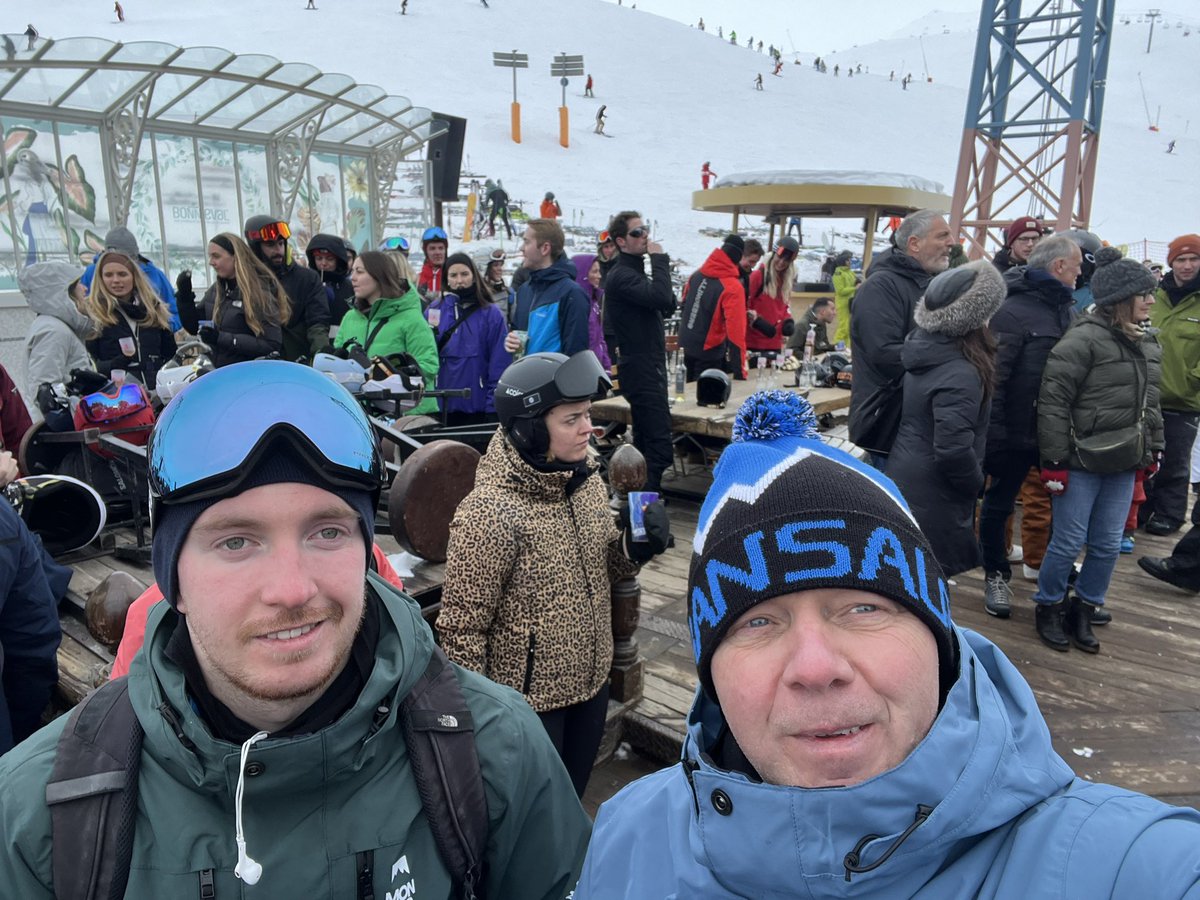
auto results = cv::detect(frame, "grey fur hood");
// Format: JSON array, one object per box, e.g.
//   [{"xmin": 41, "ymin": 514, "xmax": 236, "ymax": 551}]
[{"xmin": 915, "ymin": 259, "xmax": 1006, "ymax": 337}]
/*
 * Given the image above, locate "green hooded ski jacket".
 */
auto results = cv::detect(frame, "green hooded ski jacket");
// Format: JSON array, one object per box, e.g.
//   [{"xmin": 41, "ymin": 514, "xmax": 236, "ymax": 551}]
[{"xmin": 0, "ymin": 575, "xmax": 590, "ymax": 899}]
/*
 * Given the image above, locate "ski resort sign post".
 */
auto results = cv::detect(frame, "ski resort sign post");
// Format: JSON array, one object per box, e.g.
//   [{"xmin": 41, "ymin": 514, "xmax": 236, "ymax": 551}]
[
  {"xmin": 551, "ymin": 53, "xmax": 585, "ymax": 148},
  {"xmin": 493, "ymin": 50, "xmax": 529, "ymax": 144}
]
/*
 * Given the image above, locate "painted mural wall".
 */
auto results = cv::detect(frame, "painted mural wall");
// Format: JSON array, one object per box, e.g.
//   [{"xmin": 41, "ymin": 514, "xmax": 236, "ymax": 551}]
[{"xmin": 0, "ymin": 117, "xmax": 391, "ymax": 291}]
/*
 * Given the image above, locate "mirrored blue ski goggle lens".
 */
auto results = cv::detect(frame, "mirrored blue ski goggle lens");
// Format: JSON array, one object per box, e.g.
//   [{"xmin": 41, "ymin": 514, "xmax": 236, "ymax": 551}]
[
  {"xmin": 148, "ymin": 361, "xmax": 386, "ymax": 502},
  {"xmin": 422, "ymin": 226, "xmax": 448, "ymax": 242},
  {"xmin": 381, "ymin": 236, "xmax": 410, "ymax": 251},
  {"xmin": 80, "ymin": 382, "xmax": 149, "ymax": 421}
]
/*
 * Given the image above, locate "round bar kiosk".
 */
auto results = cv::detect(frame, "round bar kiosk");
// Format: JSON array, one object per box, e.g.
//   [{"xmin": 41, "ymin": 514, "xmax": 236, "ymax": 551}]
[{"xmin": 692, "ymin": 170, "xmax": 951, "ymax": 317}]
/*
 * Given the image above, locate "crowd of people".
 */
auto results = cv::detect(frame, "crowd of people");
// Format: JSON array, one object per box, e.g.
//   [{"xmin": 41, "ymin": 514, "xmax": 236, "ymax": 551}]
[
  {"xmin": 847, "ymin": 213, "xmax": 1200, "ymax": 656},
  {"xmin": 1, "ymin": 201, "xmax": 1199, "ymax": 897}
]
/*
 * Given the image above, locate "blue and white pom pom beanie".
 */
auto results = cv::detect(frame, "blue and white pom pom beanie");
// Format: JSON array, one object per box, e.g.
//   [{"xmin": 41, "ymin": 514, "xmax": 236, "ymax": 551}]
[{"xmin": 689, "ymin": 391, "xmax": 959, "ymax": 701}]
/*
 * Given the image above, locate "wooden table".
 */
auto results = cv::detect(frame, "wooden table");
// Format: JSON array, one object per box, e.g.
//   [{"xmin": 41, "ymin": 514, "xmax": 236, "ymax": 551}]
[{"xmin": 591, "ymin": 380, "xmax": 850, "ymax": 441}]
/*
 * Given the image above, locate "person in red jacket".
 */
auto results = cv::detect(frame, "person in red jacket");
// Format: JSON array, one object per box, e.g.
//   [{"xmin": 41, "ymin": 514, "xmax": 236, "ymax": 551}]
[
  {"xmin": 701, "ymin": 161, "xmax": 717, "ymax": 190},
  {"xmin": 679, "ymin": 234, "xmax": 748, "ymax": 380},
  {"xmin": 745, "ymin": 236, "xmax": 798, "ymax": 362},
  {"xmin": 0, "ymin": 364, "xmax": 32, "ymax": 457},
  {"xmin": 418, "ymin": 225, "xmax": 449, "ymax": 300},
  {"xmin": 540, "ymin": 192, "xmax": 562, "ymax": 219}
]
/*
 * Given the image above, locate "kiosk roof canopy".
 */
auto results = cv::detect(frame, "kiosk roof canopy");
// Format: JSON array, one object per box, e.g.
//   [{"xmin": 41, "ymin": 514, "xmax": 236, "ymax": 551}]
[{"xmin": 693, "ymin": 169, "xmax": 951, "ymax": 221}]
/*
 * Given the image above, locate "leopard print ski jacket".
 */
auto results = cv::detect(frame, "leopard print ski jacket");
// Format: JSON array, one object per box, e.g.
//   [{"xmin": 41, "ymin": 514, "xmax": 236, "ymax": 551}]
[{"xmin": 439, "ymin": 430, "xmax": 639, "ymax": 711}]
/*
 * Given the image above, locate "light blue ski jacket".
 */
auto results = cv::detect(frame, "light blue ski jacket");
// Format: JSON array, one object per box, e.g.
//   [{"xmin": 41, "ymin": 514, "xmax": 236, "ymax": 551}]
[{"xmin": 577, "ymin": 628, "xmax": 1200, "ymax": 899}]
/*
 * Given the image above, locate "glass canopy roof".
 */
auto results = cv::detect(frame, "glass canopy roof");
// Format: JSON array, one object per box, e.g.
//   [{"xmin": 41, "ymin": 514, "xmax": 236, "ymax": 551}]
[{"xmin": 0, "ymin": 35, "xmax": 444, "ymax": 154}]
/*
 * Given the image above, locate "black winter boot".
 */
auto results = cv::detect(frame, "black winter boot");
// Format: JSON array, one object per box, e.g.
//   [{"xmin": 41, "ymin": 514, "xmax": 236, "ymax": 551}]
[
  {"xmin": 1035, "ymin": 600, "xmax": 1070, "ymax": 652},
  {"xmin": 1066, "ymin": 596, "xmax": 1101, "ymax": 653}
]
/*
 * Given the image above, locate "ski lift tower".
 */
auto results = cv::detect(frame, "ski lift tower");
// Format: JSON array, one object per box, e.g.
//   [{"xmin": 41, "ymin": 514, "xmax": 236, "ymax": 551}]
[{"xmin": 950, "ymin": 0, "xmax": 1115, "ymax": 258}]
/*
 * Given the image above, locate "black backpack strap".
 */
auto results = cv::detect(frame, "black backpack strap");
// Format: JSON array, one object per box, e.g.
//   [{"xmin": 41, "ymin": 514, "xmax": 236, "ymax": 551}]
[
  {"xmin": 436, "ymin": 303, "xmax": 481, "ymax": 352},
  {"xmin": 363, "ymin": 314, "xmax": 392, "ymax": 355},
  {"xmin": 47, "ymin": 677, "xmax": 143, "ymax": 900},
  {"xmin": 399, "ymin": 646, "xmax": 489, "ymax": 900}
]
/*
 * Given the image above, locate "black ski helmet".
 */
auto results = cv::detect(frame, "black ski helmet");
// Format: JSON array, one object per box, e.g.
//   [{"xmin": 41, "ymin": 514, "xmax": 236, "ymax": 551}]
[
  {"xmin": 244, "ymin": 214, "xmax": 293, "ymax": 266},
  {"xmin": 5, "ymin": 474, "xmax": 107, "ymax": 556},
  {"xmin": 1061, "ymin": 229, "xmax": 1103, "ymax": 286},
  {"xmin": 696, "ymin": 369, "xmax": 732, "ymax": 408},
  {"xmin": 495, "ymin": 351, "xmax": 611, "ymax": 454}
]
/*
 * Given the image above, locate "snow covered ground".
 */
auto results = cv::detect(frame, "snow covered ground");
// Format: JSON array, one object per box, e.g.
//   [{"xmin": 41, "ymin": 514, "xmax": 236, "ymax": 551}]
[{"xmin": 5, "ymin": 0, "xmax": 1197, "ymax": 273}]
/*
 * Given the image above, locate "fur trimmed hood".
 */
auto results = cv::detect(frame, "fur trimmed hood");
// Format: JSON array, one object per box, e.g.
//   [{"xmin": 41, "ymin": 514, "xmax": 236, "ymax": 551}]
[{"xmin": 915, "ymin": 259, "xmax": 1006, "ymax": 337}]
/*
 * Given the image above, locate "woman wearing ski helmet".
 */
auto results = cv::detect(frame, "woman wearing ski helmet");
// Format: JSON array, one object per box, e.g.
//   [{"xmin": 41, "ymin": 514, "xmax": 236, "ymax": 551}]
[{"xmin": 438, "ymin": 350, "xmax": 670, "ymax": 797}]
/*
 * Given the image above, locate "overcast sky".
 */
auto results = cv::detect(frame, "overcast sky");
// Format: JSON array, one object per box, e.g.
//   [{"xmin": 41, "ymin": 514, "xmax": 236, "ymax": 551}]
[{"xmin": 605, "ymin": 0, "xmax": 990, "ymax": 52}]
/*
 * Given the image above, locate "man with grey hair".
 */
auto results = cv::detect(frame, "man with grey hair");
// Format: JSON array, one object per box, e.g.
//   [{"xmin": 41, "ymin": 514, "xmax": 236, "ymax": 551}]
[
  {"xmin": 849, "ymin": 209, "xmax": 954, "ymax": 468},
  {"xmin": 979, "ymin": 233, "xmax": 1082, "ymax": 617}
]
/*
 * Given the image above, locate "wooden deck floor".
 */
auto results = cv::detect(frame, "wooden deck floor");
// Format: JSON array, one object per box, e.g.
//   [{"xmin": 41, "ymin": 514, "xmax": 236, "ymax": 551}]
[{"xmin": 628, "ymin": 467, "xmax": 1200, "ymax": 810}]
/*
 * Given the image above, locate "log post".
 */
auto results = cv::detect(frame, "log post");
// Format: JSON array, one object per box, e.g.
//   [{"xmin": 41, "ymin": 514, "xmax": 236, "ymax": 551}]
[{"xmin": 607, "ymin": 444, "xmax": 646, "ymax": 702}]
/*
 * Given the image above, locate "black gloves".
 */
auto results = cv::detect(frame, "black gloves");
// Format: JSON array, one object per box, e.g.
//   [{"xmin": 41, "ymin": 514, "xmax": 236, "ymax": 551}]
[
  {"xmin": 621, "ymin": 500, "xmax": 671, "ymax": 564},
  {"xmin": 197, "ymin": 324, "xmax": 219, "ymax": 346},
  {"xmin": 751, "ymin": 316, "xmax": 777, "ymax": 337},
  {"xmin": 781, "ymin": 319, "xmax": 796, "ymax": 337},
  {"xmin": 175, "ymin": 270, "xmax": 195, "ymax": 305}
]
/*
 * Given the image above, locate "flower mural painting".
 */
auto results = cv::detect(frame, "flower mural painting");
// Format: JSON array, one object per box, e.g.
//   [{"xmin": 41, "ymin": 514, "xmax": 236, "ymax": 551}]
[
  {"xmin": 345, "ymin": 159, "xmax": 368, "ymax": 200},
  {"xmin": 1, "ymin": 125, "xmax": 99, "ymax": 265}
]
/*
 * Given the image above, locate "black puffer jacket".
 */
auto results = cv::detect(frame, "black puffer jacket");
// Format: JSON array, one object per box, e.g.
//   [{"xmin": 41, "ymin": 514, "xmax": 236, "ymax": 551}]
[
  {"xmin": 87, "ymin": 306, "xmax": 177, "ymax": 388},
  {"xmin": 848, "ymin": 251, "xmax": 932, "ymax": 453},
  {"xmin": 888, "ymin": 328, "xmax": 989, "ymax": 576},
  {"xmin": 193, "ymin": 279, "xmax": 284, "ymax": 368},
  {"xmin": 1038, "ymin": 314, "xmax": 1164, "ymax": 472},
  {"xmin": 986, "ymin": 268, "xmax": 1075, "ymax": 462},
  {"xmin": 272, "ymin": 260, "xmax": 331, "ymax": 361},
  {"xmin": 305, "ymin": 233, "xmax": 354, "ymax": 326},
  {"xmin": 991, "ymin": 246, "xmax": 1020, "ymax": 272}
]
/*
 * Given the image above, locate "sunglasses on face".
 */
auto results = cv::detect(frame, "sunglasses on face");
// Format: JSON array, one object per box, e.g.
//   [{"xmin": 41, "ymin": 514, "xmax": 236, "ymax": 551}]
[
  {"xmin": 627, "ymin": 227, "xmax": 650, "ymax": 239},
  {"xmin": 312, "ymin": 248, "xmax": 336, "ymax": 258},
  {"xmin": 246, "ymin": 221, "xmax": 291, "ymax": 243}
]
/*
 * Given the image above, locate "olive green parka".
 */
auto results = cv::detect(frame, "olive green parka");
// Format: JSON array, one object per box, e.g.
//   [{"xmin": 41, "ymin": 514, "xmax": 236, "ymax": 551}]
[{"xmin": 1037, "ymin": 313, "xmax": 1164, "ymax": 471}]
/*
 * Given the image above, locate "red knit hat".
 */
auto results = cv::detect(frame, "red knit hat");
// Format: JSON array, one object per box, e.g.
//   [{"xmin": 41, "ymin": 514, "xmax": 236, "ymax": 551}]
[
  {"xmin": 1004, "ymin": 216, "xmax": 1043, "ymax": 247},
  {"xmin": 1167, "ymin": 234, "xmax": 1200, "ymax": 267}
]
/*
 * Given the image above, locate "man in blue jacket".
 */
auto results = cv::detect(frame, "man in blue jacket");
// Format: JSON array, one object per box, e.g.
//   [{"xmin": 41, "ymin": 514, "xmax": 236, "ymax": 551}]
[
  {"xmin": 576, "ymin": 391, "xmax": 1200, "ymax": 899},
  {"xmin": 506, "ymin": 219, "xmax": 589, "ymax": 357}
]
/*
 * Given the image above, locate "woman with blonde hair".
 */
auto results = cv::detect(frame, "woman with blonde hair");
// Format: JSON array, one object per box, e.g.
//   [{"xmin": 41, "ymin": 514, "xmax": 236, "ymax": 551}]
[
  {"xmin": 86, "ymin": 249, "xmax": 176, "ymax": 386},
  {"xmin": 177, "ymin": 233, "xmax": 290, "ymax": 368},
  {"xmin": 745, "ymin": 236, "xmax": 798, "ymax": 364},
  {"xmin": 384, "ymin": 248, "xmax": 419, "ymax": 288}
]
